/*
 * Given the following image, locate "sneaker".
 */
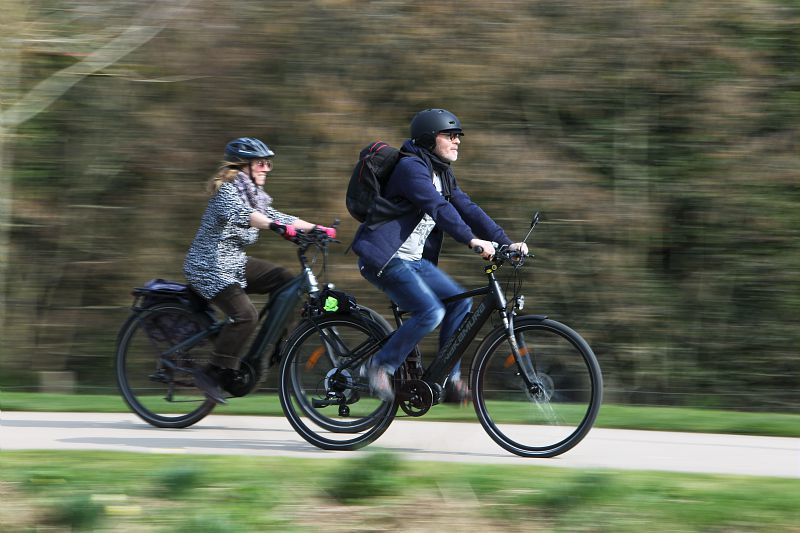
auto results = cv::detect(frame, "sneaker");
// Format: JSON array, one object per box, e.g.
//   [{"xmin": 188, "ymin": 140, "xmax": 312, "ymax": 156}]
[
  {"xmin": 193, "ymin": 365, "xmax": 227, "ymax": 405},
  {"xmin": 443, "ymin": 378, "xmax": 471, "ymax": 406},
  {"xmin": 367, "ymin": 364, "xmax": 394, "ymax": 402}
]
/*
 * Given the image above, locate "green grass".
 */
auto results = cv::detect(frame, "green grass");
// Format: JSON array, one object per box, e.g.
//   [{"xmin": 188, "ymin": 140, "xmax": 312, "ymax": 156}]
[
  {"xmin": 2, "ymin": 391, "xmax": 799, "ymax": 437},
  {"xmin": 0, "ymin": 451, "xmax": 798, "ymax": 531}
]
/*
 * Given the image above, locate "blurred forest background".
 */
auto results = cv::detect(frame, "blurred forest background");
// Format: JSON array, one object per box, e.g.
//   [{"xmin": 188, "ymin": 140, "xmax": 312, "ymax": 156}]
[{"xmin": 1, "ymin": 0, "xmax": 797, "ymax": 412}]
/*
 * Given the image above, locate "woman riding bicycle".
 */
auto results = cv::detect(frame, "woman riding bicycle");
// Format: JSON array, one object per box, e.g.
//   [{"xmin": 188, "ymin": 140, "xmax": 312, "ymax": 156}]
[
  {"xmin": 351, "ymin": 109, "xmax": 528, "ymax": 402},
  {"xmin": 184, "ymin": 137, "xmax": 335, "ymax": 404}
]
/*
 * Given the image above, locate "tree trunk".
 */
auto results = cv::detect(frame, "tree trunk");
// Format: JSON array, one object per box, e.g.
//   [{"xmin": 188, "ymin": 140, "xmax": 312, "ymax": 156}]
[{"xmin": 0, "ymin": 4, "xmax": 25, "ymax": 335}]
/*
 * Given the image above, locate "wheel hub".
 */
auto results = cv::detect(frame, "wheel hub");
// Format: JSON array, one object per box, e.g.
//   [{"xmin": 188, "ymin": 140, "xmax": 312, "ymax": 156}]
[
  {"xmin": 324, "ymin": 368, "xmax": 357, "ymax": 402},
  {"xmin": 527, "ymin": 373, "xmax": 554, "ymax": 402}
]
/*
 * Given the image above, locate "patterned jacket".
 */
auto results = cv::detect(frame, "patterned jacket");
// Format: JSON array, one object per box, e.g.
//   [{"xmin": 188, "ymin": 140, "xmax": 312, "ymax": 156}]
[{"xmin": 184, "ymin": 182, "xmax": 296, "ymax": 299}]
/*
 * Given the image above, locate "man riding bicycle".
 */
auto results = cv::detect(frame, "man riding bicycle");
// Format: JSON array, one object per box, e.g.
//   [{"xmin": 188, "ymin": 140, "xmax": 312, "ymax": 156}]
[{"xmin": 351, "ymin": 109, "xmax": 528, "ymax": 402}]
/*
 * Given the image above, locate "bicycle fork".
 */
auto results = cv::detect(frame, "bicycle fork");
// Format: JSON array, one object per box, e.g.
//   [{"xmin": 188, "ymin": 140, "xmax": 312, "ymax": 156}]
[
  {"xmin": 489, "ymin": 274, "xmax": 537, "ymax": 388},
  {"xmin": 494, "ymin": 281, "xmax": 550, "ymax": 401},
  {"xmin": 502, "ymin": 319, "xmax": 553, "ymax": 402}
]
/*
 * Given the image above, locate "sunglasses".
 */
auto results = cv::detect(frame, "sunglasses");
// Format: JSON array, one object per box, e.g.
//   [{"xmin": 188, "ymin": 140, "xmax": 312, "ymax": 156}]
[
  {"xmin": 438, "ymin": 131, "xmax": 463, "ymax": 142},
  {"xmin": 252, "ymin": 159, "xmax": 273, "ymax": 169}
]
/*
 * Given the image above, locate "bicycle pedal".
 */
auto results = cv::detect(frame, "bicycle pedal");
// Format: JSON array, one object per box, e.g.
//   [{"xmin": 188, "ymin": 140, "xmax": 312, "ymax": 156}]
[
  {"xmin": 312, "ymin": 392, "xmax": 344, "ymax": 408},
  {"xmin": 148, "ymin": 372, "xmax": 169, "ymax": 384}
]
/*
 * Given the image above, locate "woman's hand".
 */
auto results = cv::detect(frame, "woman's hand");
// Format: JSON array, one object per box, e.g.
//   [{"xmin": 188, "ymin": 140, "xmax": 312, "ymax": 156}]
[
  {"xmin": 314, "ymin": 225, "xmax": 337, "ymax": 238},
  {"xmin": 269, "ymin": 222, "xmax": 297, "ymax": 239}
]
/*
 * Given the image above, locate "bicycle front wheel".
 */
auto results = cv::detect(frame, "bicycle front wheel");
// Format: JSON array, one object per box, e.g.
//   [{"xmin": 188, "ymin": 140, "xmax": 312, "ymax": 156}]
[
  {"xmin": 279, "ymin": 312, "xmax": 397, "ymax": 450},
  {"xmin": 115, "ymin": 302, "xmax": 216, "ymax": 428},
  {"xmin": 472, "ymin": 315, "xmax": 602, "ymax": 458}
]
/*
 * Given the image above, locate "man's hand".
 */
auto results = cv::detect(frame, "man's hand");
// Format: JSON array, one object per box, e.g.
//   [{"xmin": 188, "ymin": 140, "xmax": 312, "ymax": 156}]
[
  {"xmin": 508, "ymin": 242, "xmax": 529, "ymax": 255},
  {"xmin": 469, "ymin": 238, "xmax": 496, "ymax": 260}
]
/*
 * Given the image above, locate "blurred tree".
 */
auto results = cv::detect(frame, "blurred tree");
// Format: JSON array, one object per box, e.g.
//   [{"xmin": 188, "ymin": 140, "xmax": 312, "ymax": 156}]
[
  {"xmin": 0, "ymin": 1, "xmax": 191, "ymax": 361},
  {"xmin": 1, "ymin": 0, "xmax": 797, "ymax": 411}
]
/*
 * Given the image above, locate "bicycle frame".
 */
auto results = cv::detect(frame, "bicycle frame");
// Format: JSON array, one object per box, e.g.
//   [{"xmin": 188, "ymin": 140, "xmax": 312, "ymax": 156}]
[
  {"xmin": 393, "ymin": 259, "xmax": 546, "ymax": 396},
  {"xmin": 242, "ymin": 244, "xmax": 325, "ymax": 370},
  {"xmin": 153, "ymin": 243, "xmax": 324, "ymax": 380},
  {"xmin": 389, "ymin": 265, "xmax": 501, "ymax": 386}
]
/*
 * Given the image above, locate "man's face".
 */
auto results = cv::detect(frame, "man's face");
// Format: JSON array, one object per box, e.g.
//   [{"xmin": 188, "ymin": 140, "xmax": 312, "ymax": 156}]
[{"xmin": 433, "ymin": 131, "xmax": 461, "ymax": 163}]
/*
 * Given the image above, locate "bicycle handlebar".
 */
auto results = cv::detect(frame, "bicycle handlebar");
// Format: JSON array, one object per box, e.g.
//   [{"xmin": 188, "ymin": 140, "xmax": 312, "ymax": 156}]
[
  {"xmin": 269, "ymin": 221, "xmax": 340, "ymax": 249},
  {"xmin": 473, "ymin": 242, "xmax": 531, "ymax": 266}
]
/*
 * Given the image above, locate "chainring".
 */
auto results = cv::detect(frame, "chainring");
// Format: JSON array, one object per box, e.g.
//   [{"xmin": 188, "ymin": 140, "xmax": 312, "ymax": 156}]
[
  {"xmin": 398, "ymin": 379, "xmax": 434, "ymax": 417},
  {"xmin": 220, "ymin": 361, "xmax": 259, "ymax": 397}
]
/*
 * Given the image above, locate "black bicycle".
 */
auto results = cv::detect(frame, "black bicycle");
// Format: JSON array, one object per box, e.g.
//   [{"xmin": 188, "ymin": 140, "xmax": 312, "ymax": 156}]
[
  {"xmin": 115, "ymin": 223, "xmax": 391, "ymax": 429},
  {"xmin": 279, "ymin": 213, "xmax": 603, "ymax": 458}
]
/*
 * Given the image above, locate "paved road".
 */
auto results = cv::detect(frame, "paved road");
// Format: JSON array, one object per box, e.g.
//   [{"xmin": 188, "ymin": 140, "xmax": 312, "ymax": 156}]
[{"xmin": 2, "ymin": 411, "xmax": 798, "ymax": 478}]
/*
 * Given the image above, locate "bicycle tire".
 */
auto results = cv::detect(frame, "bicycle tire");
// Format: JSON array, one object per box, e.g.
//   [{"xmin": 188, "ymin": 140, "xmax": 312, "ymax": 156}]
[
  {"xmin": 471, "ymin": 315, "xmax": 602, "ymax": 457},
  {"xmin": 115, "ymin": 302, "xmax": 216, "ymax": 428},
  {"xmin": 287, "ymin": 307, "xmax": 394, "ymax": 434},
  {"xmin": 279, "ymin": 312, "xmax": 398, "ymax": 450}
]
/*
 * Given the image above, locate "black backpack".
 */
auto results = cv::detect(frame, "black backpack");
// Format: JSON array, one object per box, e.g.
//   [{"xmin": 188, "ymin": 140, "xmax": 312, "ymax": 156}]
[{"xmin": 345, "ymin": 141, "xmax": 416, "ymax": 227}]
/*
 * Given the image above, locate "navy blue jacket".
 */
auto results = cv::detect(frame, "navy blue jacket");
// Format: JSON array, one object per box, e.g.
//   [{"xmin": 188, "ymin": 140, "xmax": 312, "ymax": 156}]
[{"xmin": 351, "ymin": 140, "xmax": 512, "ymax": 274}]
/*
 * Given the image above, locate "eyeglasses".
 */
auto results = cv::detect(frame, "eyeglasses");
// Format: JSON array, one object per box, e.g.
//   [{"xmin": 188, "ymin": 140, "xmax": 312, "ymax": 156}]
[
  {"xmin": 252, "ymin": 159, "xmax": 273, "ymax": 169},
  {"xmin": 438, "ymin": 131, "xmax": 463, "ymax": 142}
]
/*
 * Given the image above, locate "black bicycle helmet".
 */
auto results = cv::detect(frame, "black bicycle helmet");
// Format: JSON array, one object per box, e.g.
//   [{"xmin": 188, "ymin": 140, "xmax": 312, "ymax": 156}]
[
  {"xmin": 410, "ymin": 108, "xmax": 463, "ymax": 149},
  {"xmin": 224, "ymin": 137, "xmax": 275, "ymax": 164}
]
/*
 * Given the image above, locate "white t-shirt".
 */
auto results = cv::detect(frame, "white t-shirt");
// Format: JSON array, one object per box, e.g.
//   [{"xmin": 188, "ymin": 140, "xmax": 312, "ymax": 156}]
[{"xmin": 394, "ymin": 172, "xmax": 443, "ymax": 261}]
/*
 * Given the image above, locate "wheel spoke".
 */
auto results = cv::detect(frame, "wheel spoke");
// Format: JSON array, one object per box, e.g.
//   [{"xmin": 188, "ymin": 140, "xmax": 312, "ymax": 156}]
[
  {"xmin": 116, "ymin": 303, "xmax": 216, "ymax": 428},
  {"xmin": 473, "ymin": 317, "xmax": 602, "ymax": 457},
  {"xmin": 279, "ymin": 313, "xmax": 398, "ymax": 450}
]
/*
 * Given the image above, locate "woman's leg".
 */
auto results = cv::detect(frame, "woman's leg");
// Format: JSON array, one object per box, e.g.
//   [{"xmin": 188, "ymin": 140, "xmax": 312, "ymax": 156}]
[
  {"xmin": 244, "ymin": 257, "xmax": 294, "ymax": 295},
  {"xmin": 209, "ymin": 284, "xmax": 258, "ymax": 370}
]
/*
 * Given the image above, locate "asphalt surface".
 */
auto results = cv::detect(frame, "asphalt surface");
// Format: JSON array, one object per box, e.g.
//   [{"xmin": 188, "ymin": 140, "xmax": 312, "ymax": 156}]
[{"xmin": 1, "ymin": 411, "xmax": 798, "ymax": 478}]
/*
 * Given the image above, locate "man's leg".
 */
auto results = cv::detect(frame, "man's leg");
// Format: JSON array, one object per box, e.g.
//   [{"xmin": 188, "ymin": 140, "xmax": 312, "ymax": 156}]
[
  {"xmin": 360, "ymin": 258, "xmax": 445, "ymax": 374},
  {"xmin": 417, "ymin": 260, "xmax": 471, "ymax": 379}
]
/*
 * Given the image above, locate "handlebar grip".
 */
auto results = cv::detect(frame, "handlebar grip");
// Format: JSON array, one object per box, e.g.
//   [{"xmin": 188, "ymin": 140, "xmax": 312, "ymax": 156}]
[
  {"xmin": 473, "ymin": 241, "xmax": 499, "ymax": 255},
  {"xmin": 269, "ymin": 222, "xmax": 297, "ymax": 239}
]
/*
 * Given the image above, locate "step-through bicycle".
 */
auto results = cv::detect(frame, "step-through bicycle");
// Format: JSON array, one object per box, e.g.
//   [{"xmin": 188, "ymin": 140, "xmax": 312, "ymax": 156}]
[
  {"xmin": 115, "ymin": 223, "xmax": 391, "ymax": 428},
  {"xmin": 278, "ymin": 213, "xmax": 603, "ymax": 458}
]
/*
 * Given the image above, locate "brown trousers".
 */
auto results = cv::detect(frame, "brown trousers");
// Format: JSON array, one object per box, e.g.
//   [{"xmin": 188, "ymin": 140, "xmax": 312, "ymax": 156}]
[{"xmin": 209, "ymin": 257, "xmax": 294, "ymax": 369}]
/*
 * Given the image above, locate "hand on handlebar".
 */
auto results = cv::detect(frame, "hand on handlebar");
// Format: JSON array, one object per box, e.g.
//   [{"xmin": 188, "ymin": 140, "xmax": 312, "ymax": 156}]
[
  {"xmin": 269, "ymin": 222, "xmax": 297, "ymax": 240},
  {"xmin": 314, "ymin": 225, "xmax": 337, "ymax": 239},
  {"xmin": 470, "ymin": 238, "xmax": 496, "ymax": 260},
  {"xmin": 509, "ymin": 242, "xmax": 529, "ymax": 256}
]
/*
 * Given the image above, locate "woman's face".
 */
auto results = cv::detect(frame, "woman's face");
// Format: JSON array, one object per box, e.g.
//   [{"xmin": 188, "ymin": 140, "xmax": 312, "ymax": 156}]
[{"xmin": 248, "ymin": 158, "xmax": 273, "ymax": 186}]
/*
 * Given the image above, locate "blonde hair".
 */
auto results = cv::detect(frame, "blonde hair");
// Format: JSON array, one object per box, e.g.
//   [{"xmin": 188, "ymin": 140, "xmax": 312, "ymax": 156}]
[{"xmin": 207, "ymin": 162, "xmax": 245, "ymax": 194}]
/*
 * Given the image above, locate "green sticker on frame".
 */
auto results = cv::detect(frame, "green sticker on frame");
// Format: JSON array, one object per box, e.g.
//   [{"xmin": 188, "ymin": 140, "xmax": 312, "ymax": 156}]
[{"xmin": 324, "ymin": 296, "xmax": 339, "ymax": 312}]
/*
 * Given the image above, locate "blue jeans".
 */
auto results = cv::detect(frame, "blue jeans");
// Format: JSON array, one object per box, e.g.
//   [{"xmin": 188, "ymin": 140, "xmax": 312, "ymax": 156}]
[{"xmin": 359, "ymin": 257, "xmax": 472, "ymax": 379}]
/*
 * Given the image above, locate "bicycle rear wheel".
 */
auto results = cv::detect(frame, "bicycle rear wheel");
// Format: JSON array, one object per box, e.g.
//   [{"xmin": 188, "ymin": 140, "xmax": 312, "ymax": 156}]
[
  {"xmin": 472, "ymin": 315, "xmax": 602, "ymax": 457},
  {"xmin": 279, "ymin": 312, "xmax": 397, "ymax": 450},
  {"xmin": 115, "ymin": 302, "xmax": 216, "ymax": 428}
]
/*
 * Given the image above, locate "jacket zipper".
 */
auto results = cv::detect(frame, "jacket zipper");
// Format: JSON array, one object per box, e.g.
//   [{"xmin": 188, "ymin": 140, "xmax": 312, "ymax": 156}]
[{"xmin": 376, "ymin": 251, "xmax": 398, "ymax": 278}]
